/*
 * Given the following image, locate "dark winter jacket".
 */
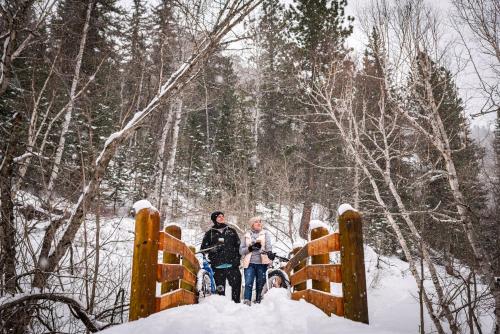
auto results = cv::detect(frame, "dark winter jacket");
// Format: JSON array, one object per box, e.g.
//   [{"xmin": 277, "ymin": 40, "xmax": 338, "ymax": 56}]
[{"xmin": 201, "ymin": 223, "xmax": 241, "ymax": 269}]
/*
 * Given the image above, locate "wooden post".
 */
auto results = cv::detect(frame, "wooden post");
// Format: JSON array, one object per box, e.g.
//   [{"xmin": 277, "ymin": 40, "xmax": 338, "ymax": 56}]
[
  {"xmin": 339, "ymin": 209, "xmax": 369, "ymax": 324},
  {"xmin": 161, "ymin": 224, "xmax": 182, "ymax": 294},
  {"xmin": 180, "ymin": 245, "xmax": 196, "ymax": 293},
  {"xmin": 129, "ymin": 208, "xmax": 160, "ymax": 321},
  {"xmin": 311, "ymin": 226, "xmax": 330, "ymax": 293},
  {"xmin": 292, "ymin": 246, "xmax": 307, "ymax": 292}
]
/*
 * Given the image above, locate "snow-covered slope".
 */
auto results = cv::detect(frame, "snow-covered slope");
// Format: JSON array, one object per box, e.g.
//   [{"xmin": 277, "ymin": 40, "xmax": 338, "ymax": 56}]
[{"xmin": 102, "ymin": 289, "xmax": 395, "ymax": 334}]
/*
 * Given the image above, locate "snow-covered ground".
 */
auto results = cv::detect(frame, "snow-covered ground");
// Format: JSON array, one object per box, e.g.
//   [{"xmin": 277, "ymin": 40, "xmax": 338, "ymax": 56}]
[
  {"xmin": 99, "ymin": 240, "xmax": 494, "ymax": 334},
  {"xmin": 102, "ymin": 289, "xmax": 394, "ymax": 334},
  {"xmin": 98, "ymin": 201, "xmax": 493, "ymax": 334}
]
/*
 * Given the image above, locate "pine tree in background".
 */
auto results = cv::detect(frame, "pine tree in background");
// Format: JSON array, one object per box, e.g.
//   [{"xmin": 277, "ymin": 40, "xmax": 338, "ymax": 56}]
[
  {"xmin": 43, "ymin": 0, "xmax": 123, "ymax": 201},
  {"xmin": 286, "ymin": 0, "xmax": 354, "ymax": 237},
  {"xmin": 255, "ymin": 0, "xmax": 302, "ymax": 207},
  {"xmin": 174, "ymin": 51, "xmax": 255, "ymax": 221}
]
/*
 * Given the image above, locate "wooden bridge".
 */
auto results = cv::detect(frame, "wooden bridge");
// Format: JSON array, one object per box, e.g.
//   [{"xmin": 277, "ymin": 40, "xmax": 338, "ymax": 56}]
[{"xmin": 129, "ymin": 207, "xmax": 368, "ymax": 325}]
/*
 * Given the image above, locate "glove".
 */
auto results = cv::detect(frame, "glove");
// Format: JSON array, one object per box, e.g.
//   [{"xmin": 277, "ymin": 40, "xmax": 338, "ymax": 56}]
[
  {"xmin": 248, "ymin": 241, "xmax": 262, "ymax": 252},
  {"xmin": 266, "ymin": 251, "xmax": 276, "ymax": 260}
]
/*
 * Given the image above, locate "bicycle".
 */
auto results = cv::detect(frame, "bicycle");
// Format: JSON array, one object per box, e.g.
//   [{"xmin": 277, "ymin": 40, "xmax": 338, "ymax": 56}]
[
  {"xmin": 195, "ymin": 239, "xmax": 225, "ymax": 299},
  {"xmin": 261, "ymin": 251, "xmax": 291, "ymax": 295}
]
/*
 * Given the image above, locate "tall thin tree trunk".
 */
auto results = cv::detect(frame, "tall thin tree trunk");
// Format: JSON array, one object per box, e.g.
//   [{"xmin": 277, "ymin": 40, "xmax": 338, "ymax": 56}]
[
  {"xmin": 46, "ymin": 0, "xmax": 94, "ymax": 196},
  {"xmin": 0, "ymin": 113, "xmax": 21, "ymax": 295},
  {"xmin": 89, "ymin": 191, "xmax": 100, "ymax": 313},
  {"xmin": 353, "ymin": 158, "xmax": 360, "ymax": 209},
  {"xmin": 161, "ymin": 98, "xmax": 182, "ymax": 220},
  {"xmin": 153, "ymin": 104, "xmax": 175, "ymax": 208},
  {"xmin": 409, "ymin": 54, "xmax": 499, "ymax": 331},
  {"xmin": 320, "ymin": 95, "xmax": 447, "ymax": 333}
]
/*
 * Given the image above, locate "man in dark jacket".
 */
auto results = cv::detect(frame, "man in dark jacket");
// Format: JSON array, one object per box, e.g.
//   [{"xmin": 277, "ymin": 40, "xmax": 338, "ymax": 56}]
[{"xmin": 201, "ymin": 211, "xmax": 241, "ymax": 303}]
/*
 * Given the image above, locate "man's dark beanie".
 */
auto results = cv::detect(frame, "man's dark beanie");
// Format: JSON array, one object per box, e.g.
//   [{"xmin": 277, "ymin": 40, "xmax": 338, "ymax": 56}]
[{"xmin": 211, "ymin": 211, "xmax": 224, "ymax": 223}]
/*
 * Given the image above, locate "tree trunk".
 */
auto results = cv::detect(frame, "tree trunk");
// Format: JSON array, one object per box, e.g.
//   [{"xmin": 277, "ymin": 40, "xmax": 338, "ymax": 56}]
[
  {"xmin": 161, "ymin": 98, "xmax": 182, "ymax": 220},
  {"xmin": 0, "ymin": 0, "xmax": 38, "ymax": 96},
  {"xmin": 0, "ymin": 113, "xmax": 21, "ymax": 295},
  {"xmin": 299, "ymin": 199, "xmax": 312, "ymax": 240},
  {"xmin": 153, "ymin": 104, "xmax": 175, "ymax": 208},
  {"xmin": 46, "ymin": 0, "xmax": 95, "ymax": 196}
]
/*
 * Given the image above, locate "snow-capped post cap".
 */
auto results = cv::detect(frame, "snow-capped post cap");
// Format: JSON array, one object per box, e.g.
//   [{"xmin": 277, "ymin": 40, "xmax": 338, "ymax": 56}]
[
  {"xmin": 132, "ymin": 200, "xmax": 158, "ymax": 215},
  {"xmin": 337, "ymin": 203, "xmax": 357, "ymax": 216},
  {"xmin": 309, "ymin": 219, "xmax": 330, "ymax": 232}
]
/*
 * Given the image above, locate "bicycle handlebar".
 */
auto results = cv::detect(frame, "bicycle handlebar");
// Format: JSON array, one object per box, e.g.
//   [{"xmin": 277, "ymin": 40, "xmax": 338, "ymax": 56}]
[
  {"xmin": 261, "ymin": 251, "xmax": 289, "ymax": 262},
  {"xmin": 196, "ymin": 244, "xmax": 223, "ymax": 254}
]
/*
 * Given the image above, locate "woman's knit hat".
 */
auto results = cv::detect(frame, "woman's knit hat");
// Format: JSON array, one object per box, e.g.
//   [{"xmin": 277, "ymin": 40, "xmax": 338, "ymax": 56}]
[{"xmin": 248, "ymin": 216, "xmax": 262, "ymax": 227}]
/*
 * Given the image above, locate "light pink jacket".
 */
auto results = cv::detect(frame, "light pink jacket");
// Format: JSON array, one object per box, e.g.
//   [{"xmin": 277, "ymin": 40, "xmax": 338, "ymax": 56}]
[{"xmin": 241, "ymin": 230, "xmax": 272, "ymax": 269}]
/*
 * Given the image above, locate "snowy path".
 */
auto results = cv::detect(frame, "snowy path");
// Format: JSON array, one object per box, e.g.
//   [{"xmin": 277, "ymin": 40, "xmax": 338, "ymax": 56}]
[{"xmin": 102, "ymin": 289, "xmax": 396, "ymax": 334}]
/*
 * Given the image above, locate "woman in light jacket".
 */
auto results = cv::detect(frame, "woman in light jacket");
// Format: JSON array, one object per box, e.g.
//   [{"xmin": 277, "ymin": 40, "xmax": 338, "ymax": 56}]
[{"xmin": 239, "ymin": 216, "xmax": 273, "ymax": 305}]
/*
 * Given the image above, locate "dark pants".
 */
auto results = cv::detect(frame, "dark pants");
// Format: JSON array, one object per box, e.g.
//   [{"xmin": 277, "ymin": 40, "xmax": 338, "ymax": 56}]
[
  {"xmin": 213, "ymin": 267, "xmax": 241, "ymax": 303},
  {"xmin": 244, "ymin": 263, "xmax": 268, "ymax": 302}
]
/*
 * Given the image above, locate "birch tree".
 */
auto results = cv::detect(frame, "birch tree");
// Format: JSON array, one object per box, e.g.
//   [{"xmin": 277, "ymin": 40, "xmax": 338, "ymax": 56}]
[
  {"xmin": 46, "ymin": 0, "xmax": 95, "ymax": 197},
  {"xmin": 451, "ymin": 0, "xmax": 499, "ymax": 116},
  {"xmin": 357, "ymin": 0, "xmax": 499, "ymax": 331},
  {"xmin": 308, "ymin": 58, "xmax": 455, "ymax": 333}
]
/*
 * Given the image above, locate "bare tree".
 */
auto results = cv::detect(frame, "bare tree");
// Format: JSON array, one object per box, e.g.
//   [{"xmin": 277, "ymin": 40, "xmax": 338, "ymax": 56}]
[
  {"xmin": 0, "ymin": 0, "xmax": 56, "ymax": 96},
  {"xmin": 357, "ymin": 0, "xmax": 499, "ymax": 331},
  {"xmin": 308, "ymin": 62, "xmax": 450, "ymax": 333},
  {"xmin": 451, "ymin": 0, "xmax": 499, "ymax": 116}
]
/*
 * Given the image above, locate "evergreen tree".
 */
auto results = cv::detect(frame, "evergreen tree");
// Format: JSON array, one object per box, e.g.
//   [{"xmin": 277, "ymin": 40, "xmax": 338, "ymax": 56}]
[
  {"xmin": 286, "ymin": 0, "xmax": 355, "ymax": 234},
  {"xmin": 256, "ymin": 0, "xmax": 302, "ymax": 206},
  {"xmin": 45, "ymin": 0, "xmax": 123, "ymax": 200},
  {"xmin": 177, "ymin": 52, "xmax": 253, "ymax": 215}
]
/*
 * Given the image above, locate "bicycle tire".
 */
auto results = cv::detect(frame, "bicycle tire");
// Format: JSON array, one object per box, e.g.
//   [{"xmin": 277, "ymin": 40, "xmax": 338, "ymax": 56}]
[
  {"xmin": 262, "ymin": 269, "xmax": 289, "ymax": 296},
  {"xmin": 197, "ymin": 269, "xmax": 213, "ymax": 299}
]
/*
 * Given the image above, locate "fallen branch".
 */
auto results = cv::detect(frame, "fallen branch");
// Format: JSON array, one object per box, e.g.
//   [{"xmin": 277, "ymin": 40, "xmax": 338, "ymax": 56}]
[{"xmin": 0, "ymin": 292, "xmax": 103, "ymax": 332}]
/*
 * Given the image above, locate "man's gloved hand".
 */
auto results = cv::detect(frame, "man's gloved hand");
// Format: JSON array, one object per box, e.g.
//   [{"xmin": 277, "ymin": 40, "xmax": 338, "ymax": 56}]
[
  {"xmin": 248, "ymin": 241, "xmax": 262, "ymax": 252},
  {"xmin": 266, "ymin": 251, "xmax": 276, "ymax": 260}
]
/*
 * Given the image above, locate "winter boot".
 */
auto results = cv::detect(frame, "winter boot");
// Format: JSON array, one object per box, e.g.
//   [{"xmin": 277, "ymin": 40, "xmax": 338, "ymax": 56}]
[{"xmin": 243, "ymin": 299, "xmax": 251, "ymax": 306}]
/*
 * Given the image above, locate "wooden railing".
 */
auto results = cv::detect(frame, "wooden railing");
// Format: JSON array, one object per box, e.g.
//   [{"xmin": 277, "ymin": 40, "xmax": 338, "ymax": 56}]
[
  {"xmin": 129, "ymin": 208, "xmax": 200, "ymax": 321},
  {"xmin": 285, "ymin": 208, "xmax": 369, "ymax": 324},
  {"xmin": 129, "ymin": 206, "xmax": 368, "ymax": 325}
]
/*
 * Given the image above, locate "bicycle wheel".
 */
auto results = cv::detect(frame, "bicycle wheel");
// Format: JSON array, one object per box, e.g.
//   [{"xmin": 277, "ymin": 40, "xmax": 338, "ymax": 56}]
[
  {"xmin": 268, "ymin": 270, "xmax": 289, "ymax": 289},
  {"xmin": 262, "ymin": 269, "xmax": 289, "ymax": 296},
  {"xmin": 197, "ymin": 270, "xmax": 212, "ymax": 298}
]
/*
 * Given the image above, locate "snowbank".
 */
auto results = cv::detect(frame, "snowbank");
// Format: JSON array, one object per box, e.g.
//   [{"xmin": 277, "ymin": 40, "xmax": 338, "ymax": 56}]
[{"xmin": 101, "ymin": 289, "xmax": 396, "ymax": 334}]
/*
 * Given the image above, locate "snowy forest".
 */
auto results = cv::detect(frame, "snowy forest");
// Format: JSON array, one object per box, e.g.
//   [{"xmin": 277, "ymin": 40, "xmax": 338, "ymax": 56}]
[{"xmin": 0, "ymin": 0, "xmax": 499, "ymax": 333}]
